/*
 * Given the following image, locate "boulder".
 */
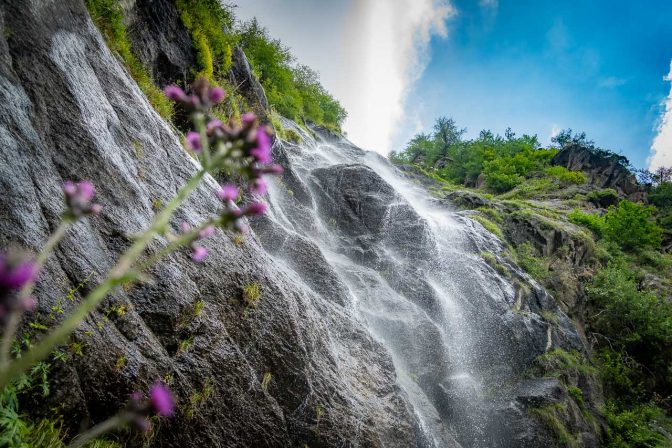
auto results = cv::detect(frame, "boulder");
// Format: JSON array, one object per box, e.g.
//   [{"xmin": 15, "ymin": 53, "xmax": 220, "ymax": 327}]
[{"xmin": 552, "ymin": 144, "xmax": 645, "ymax": 202}]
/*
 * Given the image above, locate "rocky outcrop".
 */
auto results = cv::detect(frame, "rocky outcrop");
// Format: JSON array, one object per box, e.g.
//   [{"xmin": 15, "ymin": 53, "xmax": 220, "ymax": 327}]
[
  {"xmin": 0, "ymin": 1, "xmax": 418, "ymax": 446},
  {"xmin": 122, "ymin": 0, "xmax": 195, "ymax": 86},
  {"xmin": 230, "ymin": 46, "xmax": 270, "ymax": 116},
  {"xmin": 552, "ymin": 144, "xmax": 645, "ymax": 201}
]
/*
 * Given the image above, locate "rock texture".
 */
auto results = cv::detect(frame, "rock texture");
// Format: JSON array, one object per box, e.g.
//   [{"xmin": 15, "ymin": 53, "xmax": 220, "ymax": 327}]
[
  {"xmin": 552, "ymin": 144, "xmax": 645, "ymax": 201},
  {"xmin": 0, "ymin": 1, "xmax": 418, "ymax": 446},
  {"xmin": 122, "ymin": 0, "xmax": 195, "ymax": 86}
]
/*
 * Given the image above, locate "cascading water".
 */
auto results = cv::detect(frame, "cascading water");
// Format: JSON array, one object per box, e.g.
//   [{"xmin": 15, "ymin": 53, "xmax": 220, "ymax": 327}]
[{"xmin": 254, "ymin": 119, "xmax": 579, "ymax": 447}]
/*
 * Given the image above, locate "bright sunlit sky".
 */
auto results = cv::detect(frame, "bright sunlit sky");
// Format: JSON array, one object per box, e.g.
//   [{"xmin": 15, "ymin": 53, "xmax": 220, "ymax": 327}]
[{"xmin": 235, "ymin": 0, "xmax": 672, "ymax": 170}]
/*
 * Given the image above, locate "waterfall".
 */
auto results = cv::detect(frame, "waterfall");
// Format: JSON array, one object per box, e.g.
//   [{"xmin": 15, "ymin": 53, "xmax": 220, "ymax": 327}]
[{"xmin": 253, "ymin": 119, "xmax": 576, "ymax": 447}]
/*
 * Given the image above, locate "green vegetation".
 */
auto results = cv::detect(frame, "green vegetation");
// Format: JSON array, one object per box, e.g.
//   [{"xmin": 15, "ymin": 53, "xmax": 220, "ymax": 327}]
[
  {"xmin": 569, "ymin": 201, "xmax": 663, "ymax": 252},
  {"xmin": 587, "ymin": 260, "xmax": 672, "ymax": 398},
  {"xmin": 85, "ymin": 0, "xmax": 173, "ymax": 119},
  {"xmin": 242, "ymin": 283, "xmax": 262, "ymax": 308},
  {"xmin": 604, "ymin": 403, "xmax": 672, "ymax": 448},
  {"xmin": 87, "ymin": 0, "xmax": 347, "ymax": 131},
  {"xmin": 568, "ymin": 209, "xmax": 605, "ymax": 237},
  {"xmin": 175, "ymin": 0, "xmax": 236, "ymax": 80},
  {"xmin": 514, "ymin": 243, "xmax": 550, "ymax": 282},
  {"xmin": 237, "ymin": 20, "xmax": 347, "ymax": 130},
  {"xmin": 389, "ymin": 118, "xmax": 569, "ymax": 193},
  {"xmin": 603, "ymin": 201, "xmax": 662, "ymax": 252},
  {"xmin": 530, "ymin": 403, "xmax": 579, "ymax": 447},
  {"xmin": 185, "ymin": 378, "xmax": 215, "ymax": 420},
  {"xmin": 260, "ymin": 372, "xmax": 272, "ymax": 392},
  {"xmin": 471, "ymin": 214, "xmax": 503, "ymax": 239},
  {"xmin": 0, "ymin": 367, "xmax": 120, "ymax": 447}
]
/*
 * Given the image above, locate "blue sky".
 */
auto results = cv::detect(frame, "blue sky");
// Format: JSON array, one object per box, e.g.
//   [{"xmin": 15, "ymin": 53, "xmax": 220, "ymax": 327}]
[
  {"xmin": 236, "ymin": 0, "xmax": 672, "ymax": 169},
  {"xmin": 402, "ymin": 0, "xmax": 672, "ymax": 169}
]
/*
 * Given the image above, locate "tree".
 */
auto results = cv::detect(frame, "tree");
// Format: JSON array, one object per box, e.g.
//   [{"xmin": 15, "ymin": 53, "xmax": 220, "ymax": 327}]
[
  {"xmin": 433, "ymin": 117, "xmax": 465, "ymax": 158},
  {"xmin": 603, "ymin": 200, "xmax": 663, "ymax": 252}
]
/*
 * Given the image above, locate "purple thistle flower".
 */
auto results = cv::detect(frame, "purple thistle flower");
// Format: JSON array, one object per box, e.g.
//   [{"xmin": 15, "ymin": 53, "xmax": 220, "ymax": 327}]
[
  {"xmin": 250, "ymin": 129, "xmax": 272, "ymax": 163},
  {"xmin": 208, "ymin": 87, "xmax": 225, "ymax": 104},
  {"xmin": 217, "ymin": 184, "xmax": 239, "ymax": 202},
  {"xmin": 0, "ymin": 252, "xmax": 39, "ymax": 290},
  {"xmin": 245, "ymin": 202, "xmax": 267, "ymax": 216},
  {"xmin": 63, "ymin": 180, "xmax": 101, "ymax": 217},
  {"xmin": 199, "ymin": 225, "xmax": 215, "ymax": 239},
  {"xmin": 149, "ymin": 383, "xmax": 175, "ymax": 417},
  {"xmin": 164, "ymin": 85, "xmax": 185, "ymax": 102},
  {"xmin": 249, "ymin": 178, "xmax": 268, "ymax": 195},
  {"xmin": 62, "ymin": 181, "xmax": 77, "ymax": 196},
  {"xmin": 241, "ymin": 112, "xmax": 256, "ymax": 126},
  {"xmin": 185, "ymin": 131, "xmax": 202, "ymax": 153},
  {"xmin": 191, "ymin": 246, "xmax": 208, "ymax": 263},
  {"xmin": 251, "ymin": 148, "xmax": 272, "ymax": 164},
  {"xmin": 180, "ymin": 222, "xmax": 192, "ymax": 233}
]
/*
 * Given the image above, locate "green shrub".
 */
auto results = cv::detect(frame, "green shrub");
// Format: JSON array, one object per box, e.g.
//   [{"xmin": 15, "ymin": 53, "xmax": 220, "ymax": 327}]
[
  {"xmin": 243, "ymin": 283, "xmax": 262, "ymax": 308},
  {"xmin": 535, "ymin": 348, "xmax": 597, "ymax": 379},
  {"xmin": 0, "ymin": 383, "xmax": 120, "ymax": 447},
  {"xmin": 544, "ymin": 166, "xmax": 587, "ymax": 185},
  {"xmin": 604, "ymin": 402, "xmax": 672, "ymax": 448},
  {"xmin": 587, "ymin": 261, "xmax": 672, "ymax": 396},
  {"xmin": 596, "ymin": 349, "xmax": 645, "ymax": 402},
  {"xmin": 499, "ymin": 178, "xmax": 557, "ymax": 199},
  {"xmin": 603, "ymin": 201, "xmax": 663, "ymax": 252},
  {"xmin": 514, "ymin": 242, "xmax": 550, "ymax": 282},
  {"xmin": 568, "ymin": 209, "xmax": 605, "ymax": 238},
  {"xmin": 472, "ymin": 214, "xmax": 504, "ymax": 239},
  {"xmin": 85, "ymin": 0, "xmax": 173, "ymax": 119},
  {"xmin": 649, "ymin": 182, "xmax": 672, "ymax": 209},
  {"xmin": 176, "ymin": 0, "xmax": 237, "ymax": 79},
  {"xmin": 566, "ymin": 386, "xmax": 584, "ymax": 407}
]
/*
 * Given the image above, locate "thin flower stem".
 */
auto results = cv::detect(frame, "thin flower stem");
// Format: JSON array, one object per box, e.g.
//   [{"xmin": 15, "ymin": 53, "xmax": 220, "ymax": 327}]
[
  {"xmin": 195, "ymin": 113, "xmax": 210, "ymax": 168},
  {"xmin": 0, "ymin": 220, "xmax": 72, "ymax": 369},
  {"xmin": 135, "ymin": 219, "xmax": 219, "ymax": 273},
  {"xmin": 67, "ymin": 413, "xmax": 128, "ymax": 448}
]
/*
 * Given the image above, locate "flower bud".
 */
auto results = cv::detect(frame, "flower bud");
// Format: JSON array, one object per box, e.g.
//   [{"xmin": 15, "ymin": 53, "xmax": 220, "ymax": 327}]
[
  {"xmin": 185, "ymin": 131, "xmax": 202, "ymax": 153},
  {"xmin": 208, "ymin": 87, "xmax": 225, "ymax": 104},
  {"xmin": 217, "ymin": 185, "xmax": 239, "ymax": 202}
]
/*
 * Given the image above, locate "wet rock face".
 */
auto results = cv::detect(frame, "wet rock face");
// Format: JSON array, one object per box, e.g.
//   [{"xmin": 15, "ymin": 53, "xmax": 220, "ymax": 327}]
[
  {"xmin": 122, "ymin": 0, "xmax": 195, "ymax": 86},
  {"xmin": 552, "ymin": 144, "xmax": 645, "ymax": 201},
  {"xmin": 0, "ymin": 1, "xmax": 418, "ymax": 447},
  {"xmin": 230, "ymin": 46, "xmax": 270, "ymax": 115}
]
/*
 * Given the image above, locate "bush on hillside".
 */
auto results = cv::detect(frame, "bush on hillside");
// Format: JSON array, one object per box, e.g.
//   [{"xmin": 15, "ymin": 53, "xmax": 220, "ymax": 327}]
[
  {"xmin": 587, "ymin": 260, "xmax": 672, "ymax": 397},
  {"xmin": 603, "ymin": 201, "xmax": 662, "ymax": 252}
]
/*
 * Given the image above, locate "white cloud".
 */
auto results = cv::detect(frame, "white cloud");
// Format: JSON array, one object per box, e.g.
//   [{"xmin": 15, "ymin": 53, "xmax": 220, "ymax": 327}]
[
  {"xmin": 598, "ymin": 76, "xmax": 627, "ymax": 89},
  {"xmin": 339, "ymin": 0, "xmax": 456, "ymax": 154},
  {"xmin": 234, "ymin": 0, "xmax": 455, "ymax": 155},
  {"xmin": 550, "ymin": 124, "xmax": 561, "ymax": 140},
  {"xmin": 648, "ymin": 61, "xmax": 672, "ymax": 170}
]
